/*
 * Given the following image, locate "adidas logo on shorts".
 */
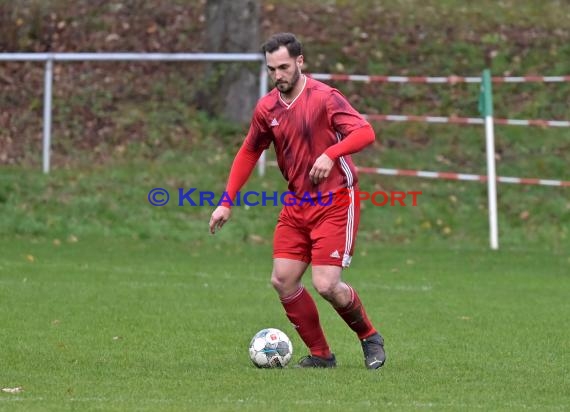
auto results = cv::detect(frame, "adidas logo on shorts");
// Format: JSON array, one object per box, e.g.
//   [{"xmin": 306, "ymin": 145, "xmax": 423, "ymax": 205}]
[{"xmin": 329, "ymin": 250, "xmax": 341, "ymax": 259}]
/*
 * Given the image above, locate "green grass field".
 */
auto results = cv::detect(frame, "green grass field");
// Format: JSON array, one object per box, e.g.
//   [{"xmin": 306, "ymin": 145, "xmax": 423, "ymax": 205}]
[
  {"xmin": 1, "ymin": 233, "xmax": 569, "ymax": 411},
  {"xmin": 1, "ymin": 126, "xmax": 569, "ymax": 410}
]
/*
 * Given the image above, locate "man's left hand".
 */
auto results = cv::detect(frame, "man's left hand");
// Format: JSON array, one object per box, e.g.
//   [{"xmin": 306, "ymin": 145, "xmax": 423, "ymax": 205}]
[{"xmin": 309, "ymin": 153, "xmax": 334, "ymax": 185}]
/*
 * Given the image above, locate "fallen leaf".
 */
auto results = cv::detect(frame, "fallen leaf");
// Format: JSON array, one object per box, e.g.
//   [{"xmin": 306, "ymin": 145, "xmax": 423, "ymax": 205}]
[
  {"xmin": 2, "ymin": 387, "xmax": 23, "ymax": 394},
  {"xmin": 105, "ymin": 33, "xmax": 120, "ymax": 42},
  {"xmin": 248, "ymin": 234, "xmax": 264, "ymax": 244}
]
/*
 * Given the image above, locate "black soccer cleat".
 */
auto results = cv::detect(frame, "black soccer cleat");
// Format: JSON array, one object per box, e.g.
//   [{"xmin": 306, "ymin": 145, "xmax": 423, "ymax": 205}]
[
  {"xmin": 296, "ymin": 354, "xmax": 337, "ymax": 368},
  {"xmin": 361, "ymin": 333, "xmax": 386, "ymax": 370}
]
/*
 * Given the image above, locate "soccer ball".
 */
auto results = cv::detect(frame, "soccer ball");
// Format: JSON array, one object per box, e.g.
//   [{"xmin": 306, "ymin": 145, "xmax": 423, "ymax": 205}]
[{"xmin": 248, "ymin": 328, "xmax": 293, "ymax": 368}]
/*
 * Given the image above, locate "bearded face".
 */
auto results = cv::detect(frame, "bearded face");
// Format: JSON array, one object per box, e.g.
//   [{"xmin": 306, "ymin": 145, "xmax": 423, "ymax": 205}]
[
  {"xmin": 265, "ymin": 46, "xmax": 304, "ymax": 97},
  {"xmin": 275, "ymin": 65, "xmax": 301, "ymax": 93}
]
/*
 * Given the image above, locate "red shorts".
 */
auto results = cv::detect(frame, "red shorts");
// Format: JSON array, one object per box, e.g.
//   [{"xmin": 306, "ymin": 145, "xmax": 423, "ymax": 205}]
[{"xmin": 273, "ymin": 187, "xmax": 360, "ymax": 267}]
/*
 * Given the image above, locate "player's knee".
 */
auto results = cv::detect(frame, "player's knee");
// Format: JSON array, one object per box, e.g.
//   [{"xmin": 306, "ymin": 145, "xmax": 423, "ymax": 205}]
[
  {"xmin": 270, "ymin": 273, "xmax": 283, "ymax": 289},
  {"xmin": 271, "ymin": 272, "xmax": 293, "ymax": 293},
  {"xmin": 312, "ymin": 278, "xmax": 336, "ymax": 300}
]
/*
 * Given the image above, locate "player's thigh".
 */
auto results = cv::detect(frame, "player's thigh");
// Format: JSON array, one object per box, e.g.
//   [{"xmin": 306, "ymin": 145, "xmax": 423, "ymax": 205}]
[
  {"xmin": 310, "ymin": 190, "xmax": 361, "ymax": 268},
  {"xmin": 273, "ymin": 209, "xmax": 311, "ymax": 264}
]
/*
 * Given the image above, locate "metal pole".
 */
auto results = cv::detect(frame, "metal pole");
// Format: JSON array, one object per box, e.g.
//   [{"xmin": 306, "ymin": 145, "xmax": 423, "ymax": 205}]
[
  {"xmin": 43, "ymin": 57, "xmax": 54, "ymax": 174},
  {"xmin": 258, "ymin": 59, "xmax": 268, "ymax": 176},
  {"xmin": 481, "ymin": 69, "xmax": 499, "ymax": 249},
  {"xmin": 0, "ymin": 52, "xmax": 264, "ymax": 62}
]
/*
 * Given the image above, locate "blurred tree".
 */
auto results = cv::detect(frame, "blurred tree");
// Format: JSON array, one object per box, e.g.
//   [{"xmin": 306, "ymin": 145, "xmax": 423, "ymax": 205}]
[{"xmin": 195, "ymin": 0, "xmax": 261, "ymax": 124}]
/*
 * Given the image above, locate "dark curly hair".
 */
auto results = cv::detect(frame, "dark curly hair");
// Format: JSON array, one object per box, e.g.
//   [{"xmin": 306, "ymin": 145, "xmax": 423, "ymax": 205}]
[{"xmin": 261, "ymin": 33, "xmax": 302, "ymax": 57}]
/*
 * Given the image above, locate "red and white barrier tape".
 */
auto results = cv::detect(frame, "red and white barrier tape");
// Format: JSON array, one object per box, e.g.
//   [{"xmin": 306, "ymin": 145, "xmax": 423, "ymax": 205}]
[
  {"xmin": 364, "ymin": 114, "xmax": 570, "ymax": 128},
  {"xmin": 308, "ymin": 73, "xmax": 570, "ymax": 84},
  {"xmin": 356, "ymin": 167, "xmax": 570, "ymax": 187},
  {"xmin": 266, "ymin": 161, "xmax": 569, "ymax": 187}
]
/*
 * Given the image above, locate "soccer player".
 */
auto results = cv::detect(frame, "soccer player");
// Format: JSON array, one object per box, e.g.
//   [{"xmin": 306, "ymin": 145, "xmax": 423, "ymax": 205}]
[{"xmin": 209, "ymin": 32, "xmax": 386, "ymax": 369}]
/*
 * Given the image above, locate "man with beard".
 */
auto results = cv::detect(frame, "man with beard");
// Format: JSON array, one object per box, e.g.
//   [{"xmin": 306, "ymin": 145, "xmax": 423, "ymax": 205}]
[{"xmin": 209, "ymin": 32, "xmax": 386, "ymax": 369}]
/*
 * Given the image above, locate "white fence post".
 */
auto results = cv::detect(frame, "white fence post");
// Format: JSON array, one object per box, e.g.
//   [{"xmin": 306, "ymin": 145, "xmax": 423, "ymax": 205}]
[
  {"xmin": 42, "ymin": 56, "xmax": 54, "ymax": 174},
  {"xmin": 258, "ymin": 59, "xmax": 268, "ymax": 176},
  {"xmin": 480, "ymin": 69, "xmax": 499, "ymax": 250}
]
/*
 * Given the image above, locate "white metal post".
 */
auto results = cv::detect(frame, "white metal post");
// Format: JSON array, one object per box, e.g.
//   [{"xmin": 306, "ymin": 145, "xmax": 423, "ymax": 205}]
[
  {"xmin": 481, "ymin": 69, "xmax": 499, "ymax": 250},
  {"xmin": 43, "ymin": 57, "xmax": 54, "ymax": 174},
  {"xmin": 258, "ymin": 59, "xmax": 268, "ymax": 176},
  {"xmin": 485, "ymin": 117, "xmax": 499, "ymax": 250}
]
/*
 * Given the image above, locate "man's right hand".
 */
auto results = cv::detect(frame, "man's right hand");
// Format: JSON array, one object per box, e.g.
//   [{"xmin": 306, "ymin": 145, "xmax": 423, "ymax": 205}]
[{"xmin": 209, "ymin": 206, "xmax": 232, "ymax": 234}]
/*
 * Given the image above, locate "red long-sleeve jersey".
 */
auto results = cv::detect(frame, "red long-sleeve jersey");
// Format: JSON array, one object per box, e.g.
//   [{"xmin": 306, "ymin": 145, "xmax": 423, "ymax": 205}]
[{"xmin": 222, "ymin": 76, "xmax": 375, "ymax": 206}]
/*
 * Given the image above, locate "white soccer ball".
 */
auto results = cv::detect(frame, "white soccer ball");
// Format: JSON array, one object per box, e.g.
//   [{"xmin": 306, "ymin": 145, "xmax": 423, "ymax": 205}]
[{"xmin": 248, "ymin": 328, "xmax": 293, "ymax": 368}]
